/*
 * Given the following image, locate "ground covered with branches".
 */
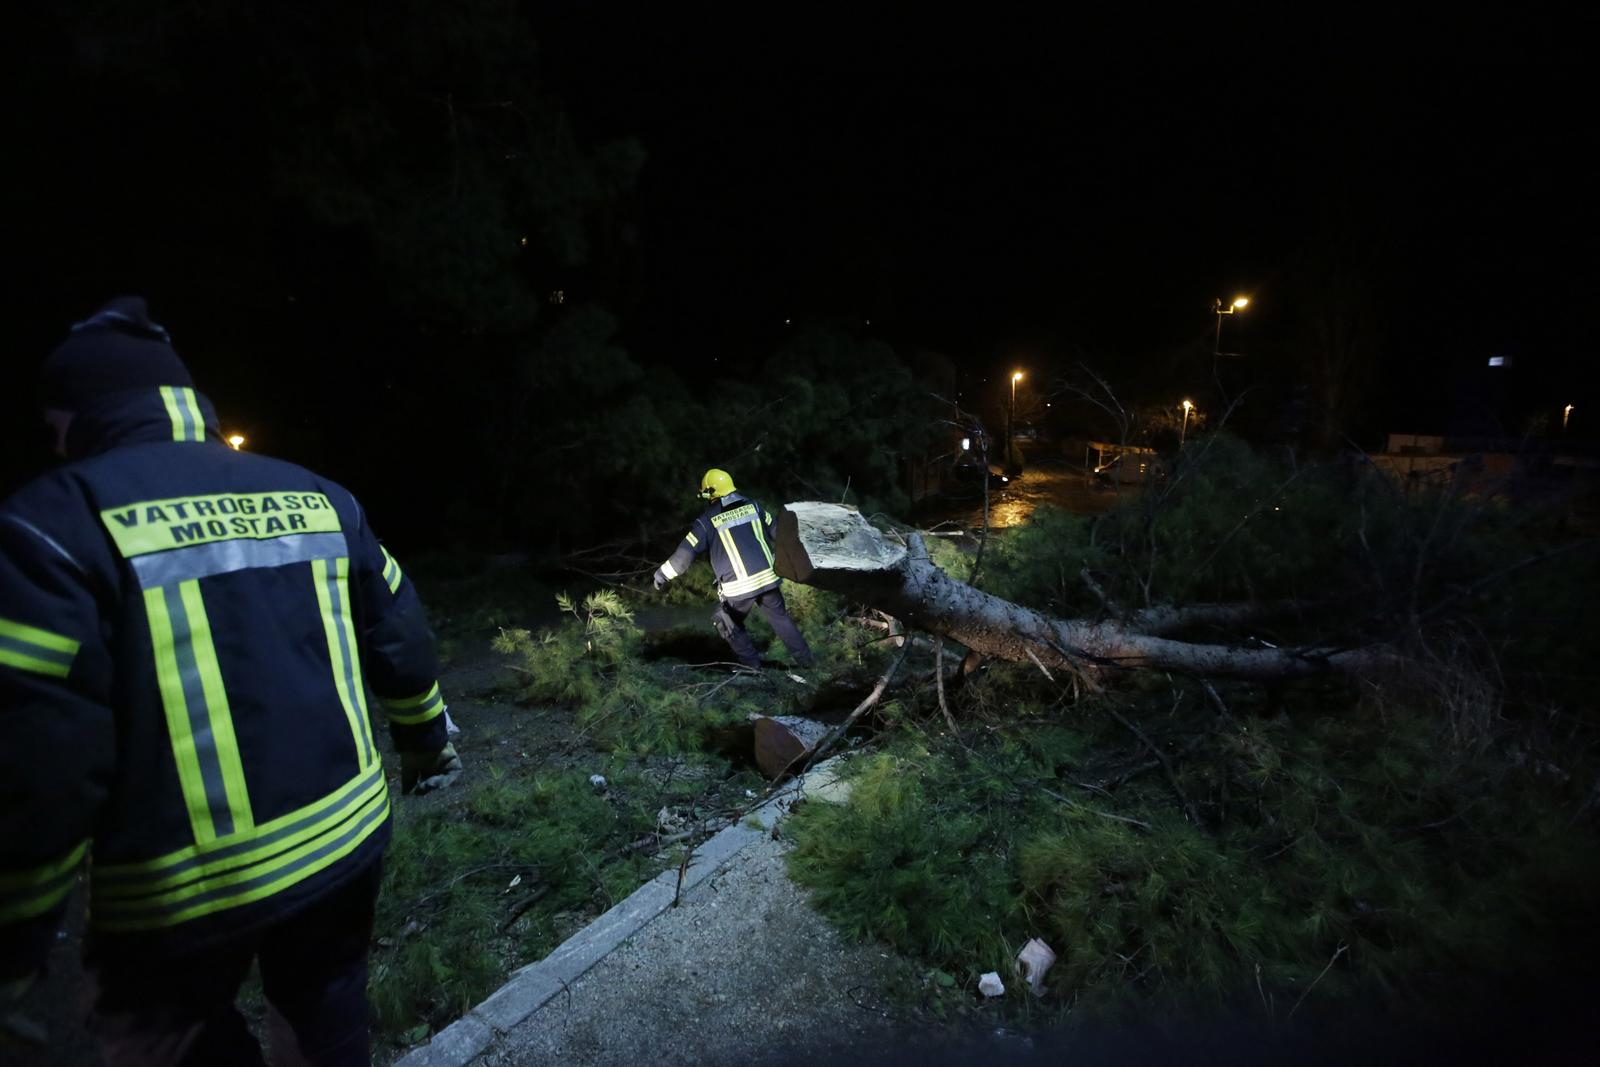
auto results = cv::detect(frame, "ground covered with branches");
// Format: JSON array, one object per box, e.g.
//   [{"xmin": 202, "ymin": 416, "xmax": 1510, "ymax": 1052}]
[
  {"xmin": 368, "ymin": 439, "xmax": 1600, "ymax": 1056},
  {"xmin": 783, "ymin": 437, "xmax": 1600, "ymax": 1033},
  {"xmin": 362, "ymin": 564, "xmax": 875, "ymax": 1058}
]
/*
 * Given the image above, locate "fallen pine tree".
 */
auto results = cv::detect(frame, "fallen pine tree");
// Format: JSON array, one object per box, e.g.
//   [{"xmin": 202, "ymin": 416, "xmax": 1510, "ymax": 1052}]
[{"xmin": 773, "ymin": 501, "xmax": 1391, "ymax": 683}]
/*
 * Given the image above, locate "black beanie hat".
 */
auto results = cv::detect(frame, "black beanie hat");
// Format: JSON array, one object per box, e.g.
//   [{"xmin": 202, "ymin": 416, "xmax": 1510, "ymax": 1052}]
[{"xmin": 38, "ymin": 296, "xmax": 194, "ymax": 410}]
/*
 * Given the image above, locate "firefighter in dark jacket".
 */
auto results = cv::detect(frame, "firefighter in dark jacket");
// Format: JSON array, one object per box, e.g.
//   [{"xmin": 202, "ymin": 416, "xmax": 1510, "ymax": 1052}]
[
  {"xmin": 653, "ymin": 469, "xmax": 815, "ymax": 670},
  {"xmin": 0, "ymin": 298, "xmax": 462, "ymax": 1066}
]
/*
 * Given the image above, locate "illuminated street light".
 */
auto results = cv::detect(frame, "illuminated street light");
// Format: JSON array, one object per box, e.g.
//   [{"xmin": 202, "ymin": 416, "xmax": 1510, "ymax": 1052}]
[
  {"xmin": 227, "ymin": 434, "xmax": 245, "ymax": 450},
  {"xmin": 1213, "ymin": 296, "xmax": 1250, "ymax": 356},
  {"xmin": 1007, "ymin": 371, "xmax": 1025, "ymax": 471},
  {"xmin": 1180, "ymin": 399, "xmax": 1194, "ymax": 445},
  {"xmin": 1564, "ymin": 404, "xmax": 1575, "ymax": 433}
]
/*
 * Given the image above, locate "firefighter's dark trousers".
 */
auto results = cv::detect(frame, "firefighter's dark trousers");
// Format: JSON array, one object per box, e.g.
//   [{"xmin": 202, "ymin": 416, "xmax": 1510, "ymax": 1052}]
[
  {"xmin": 714, "ymin": 586, "xmax": 815, "ymax": 669},
  {"xmin": 83, "ymin": 860, "xmax": 381, "ymax": 1067}
]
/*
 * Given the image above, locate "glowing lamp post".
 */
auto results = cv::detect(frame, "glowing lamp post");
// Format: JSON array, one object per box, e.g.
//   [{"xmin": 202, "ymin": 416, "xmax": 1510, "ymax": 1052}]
[
  {"xmin": 227, "ymin": 434, "xmax": 245, "ymax": 450},
  {"xmin": 1007, "ymin": 371, "xmax": 1024, "ymax": 471},
  {"xmin": 1180, "ymin": 399, "xmax": 1194, "ymax": 445},
  {"xmin": 1213, "ymin": 296, "xmax": 1249, "ymax": 356},
  {"xmin": 1564, "ymin": 404, "xmax": 1575, "ymax": 433}
]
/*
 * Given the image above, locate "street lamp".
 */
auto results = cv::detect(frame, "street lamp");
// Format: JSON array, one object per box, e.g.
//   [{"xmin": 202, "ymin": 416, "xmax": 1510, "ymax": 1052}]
[
  {"xmin": 1564, "ymin": 404, "xmax": 1575, "ymax": 433},
  {"xmin": 1008, "ymin": 371, "xmax": 1024, "ymax": 468},
  {"xmin": 227, "ymin": 434, "xmax": 246, "ymax": 450},
  {"xmin": 1213, "ymin": 296, "xmax": 1250, "ymax": 356},
  {"xmin": 1180, "ymin": 399, "xmax": 1194, "ymax": 445}
]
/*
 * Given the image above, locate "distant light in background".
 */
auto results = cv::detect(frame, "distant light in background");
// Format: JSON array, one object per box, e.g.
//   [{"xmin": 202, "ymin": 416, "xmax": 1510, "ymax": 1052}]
[
  {"xmin": 1488, "ymin": 356, "xmax": 1505, "ymax": 367},
  {"xmin": 961, "ymin": 437, "xmax": 971, "ymax": 451},
  {"xmin": 1564, "ymin": 403, "xmax": 1574, "ymax": 431},
  {"xmin": 1232, "ymin": 297, "xmax": 1249, "ymax": 309},
  {"xmin": 518, "ymin": 236, "xmax": 528, "ymax": 247},
  {"xmin": 227, "ymin": 434, "xmax": 245, "ymax": 450}
]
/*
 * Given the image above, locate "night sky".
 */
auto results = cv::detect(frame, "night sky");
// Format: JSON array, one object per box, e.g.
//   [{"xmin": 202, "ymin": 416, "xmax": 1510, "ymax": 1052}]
[
  {"xmin": 529, "ymin": 13, "xmax": 1597, "ymax": 430},
  {"xmin": 3, "ymin": 8, "xmax": 1596, "ymax": 499}
]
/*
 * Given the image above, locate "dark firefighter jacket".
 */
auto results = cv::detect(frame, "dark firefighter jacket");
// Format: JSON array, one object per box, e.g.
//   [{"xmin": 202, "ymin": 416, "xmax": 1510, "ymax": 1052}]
[
  {"xmin": 0, "ymin": 386, "xmax": 446, "ymax": 979},
  {"xmin": 658, "ymin": 493, "xmax": 780, "ymax": 601}
]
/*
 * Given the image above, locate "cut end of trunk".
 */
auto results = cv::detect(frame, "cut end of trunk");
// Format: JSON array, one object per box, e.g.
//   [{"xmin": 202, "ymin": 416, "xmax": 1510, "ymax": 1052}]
[
  {"xmin": 752, "ymin": 714, "xmax": 833, "ymax": 779},
  {"xmin": 775, "ymin": 502, "xmax": 906, "ymax": 586}
]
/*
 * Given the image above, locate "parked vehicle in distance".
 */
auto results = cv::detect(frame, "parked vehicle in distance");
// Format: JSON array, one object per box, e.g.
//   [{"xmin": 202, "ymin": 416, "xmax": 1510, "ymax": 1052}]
[{"xmin": 1090, "ymin": 453, "xmax": 1164, "ymax": 489}]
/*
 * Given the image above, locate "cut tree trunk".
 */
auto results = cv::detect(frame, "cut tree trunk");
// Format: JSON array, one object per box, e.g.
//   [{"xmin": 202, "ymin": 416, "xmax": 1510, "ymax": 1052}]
[
  {"xmin": 774, "ymin": 502, "xmax": 1388, "ymax": 681},
  {"xmin": 752, "ymin": 715, "xmax": 833, "ymax": 779}
]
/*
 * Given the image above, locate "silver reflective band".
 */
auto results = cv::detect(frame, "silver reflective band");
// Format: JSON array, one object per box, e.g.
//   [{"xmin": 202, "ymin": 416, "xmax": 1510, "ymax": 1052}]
[{"xmin": 131, "ymin": 532, "xmax": 349, "ymax": 588}]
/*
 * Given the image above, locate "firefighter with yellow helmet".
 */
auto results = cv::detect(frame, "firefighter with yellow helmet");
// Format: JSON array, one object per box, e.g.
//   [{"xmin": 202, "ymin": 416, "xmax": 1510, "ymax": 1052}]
[{"xmin": 653, "ymin": 469, "xmax": 815, "ymax": 669}]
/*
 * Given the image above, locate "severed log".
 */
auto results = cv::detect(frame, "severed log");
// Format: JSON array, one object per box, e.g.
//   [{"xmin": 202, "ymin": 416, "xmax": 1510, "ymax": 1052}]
[
  {"xmin": 774, "ymin": 502, "xmax": 1389, "ymax": 682},
  {"xmin": 752, "ymin": 715, "xmax": 833, "ymax": 779}
]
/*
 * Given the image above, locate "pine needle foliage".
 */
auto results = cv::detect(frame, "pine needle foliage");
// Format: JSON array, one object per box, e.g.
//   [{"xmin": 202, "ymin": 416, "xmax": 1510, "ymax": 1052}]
[
  {"xmin": 788, "ymin": 694, "xmax": 1600, "ymax": 1023},
  {"xmin": 369, "ymin": 764, "xmax": 660, "ymax": 1038},
  {"xmin": 493, "ymin": 591, "xmax": 638, "ymax": 710},
  {"xmin": 788, "ymin": 437, "xmax": 1600, "ymax": 1021},
  {"xmin": 493, "ymin": 591, "xmax": 753, "ymax": 754}
]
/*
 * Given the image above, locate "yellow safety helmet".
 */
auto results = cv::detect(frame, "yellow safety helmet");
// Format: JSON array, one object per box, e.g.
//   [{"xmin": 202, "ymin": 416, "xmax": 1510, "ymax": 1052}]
[{"xmin": 699, "ymin": 468, "xmax": 736, "ymax": 500}]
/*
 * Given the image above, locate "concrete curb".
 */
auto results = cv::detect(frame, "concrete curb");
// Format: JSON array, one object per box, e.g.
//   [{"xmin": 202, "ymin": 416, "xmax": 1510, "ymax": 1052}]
[{"xmin": 392, "ymin": 757, "xmax": 849, "ymax": 1067}]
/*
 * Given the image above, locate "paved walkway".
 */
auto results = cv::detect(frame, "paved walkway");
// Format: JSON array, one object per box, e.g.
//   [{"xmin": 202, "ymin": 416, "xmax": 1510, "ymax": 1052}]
[{"xmin": 391, "ymin": 763, "xmax": 931, "ymax": 1067}]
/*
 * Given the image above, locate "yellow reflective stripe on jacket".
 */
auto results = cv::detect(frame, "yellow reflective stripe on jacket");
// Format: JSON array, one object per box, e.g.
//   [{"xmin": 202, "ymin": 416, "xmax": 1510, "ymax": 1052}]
[
  {"xmin": 720, "ymin": 568, "xmax": 778, "ymax": 599},
  {"xmin": 750, "ymin": 516, "xmax": 775, "ymax": 567},
  {"xmin": 659, "ymin": 559, "xmax": 679, "ymax": 580},
  {"xmin": 379, "ymin": 682, "xmax": 445, "ymax": 725},
  {"xmin": 312, "ymin": 558, "xmax": 375, "ymax": 768},
  {"xmin": 144, "ymin": 580, "xmax": 255, "ymax": 844},
  {"xmin": 90, "ymin": 779, "xmax": 389, "ymax": 930},
  {"xmin": 92, "ymin": 764, "xmax": 384, "ymax": 889},
  {"xmin": 0, "ymin": 840, "xmax": 88, "ymax": 923},
  {"xmin": 380, "ymin": 545, "xmax": 403, "ymax": 594},
  {"xmin": 685, "ymin": 531, "xmax": 699, "ymax": 548},
  {"xmin": 0, "ymin": 615, "xmax": 80, "ymax": 679},
  {"xmin": 159, "ymin": 386, "xmax": 206, "ymax": 443},
  {"xmin": 93, "ymin": 763, "xmax": 383, "ymax": 886},
  {"xmin": 718, "ymin": 528, "xmax": 749, "ymax": 582}
]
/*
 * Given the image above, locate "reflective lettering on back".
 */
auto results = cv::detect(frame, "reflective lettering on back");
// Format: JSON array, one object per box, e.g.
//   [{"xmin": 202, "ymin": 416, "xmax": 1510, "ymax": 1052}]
[
  {"xmin": 711, "ymin": 504, "xmax": 758, "ymax": 529},
  {"xmin": 99, "ymin": 492, "xmax": 341, "ymax": 558}
]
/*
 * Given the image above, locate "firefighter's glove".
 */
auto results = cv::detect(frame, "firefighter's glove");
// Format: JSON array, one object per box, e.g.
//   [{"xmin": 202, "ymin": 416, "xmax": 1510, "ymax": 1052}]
[
  {"xmin": 653, "ymin": 570, "xmax": 667, "ymax": 591},
  {"xmin": 401, "ymin": 744, "xmax": 462, "ymax": 795}
]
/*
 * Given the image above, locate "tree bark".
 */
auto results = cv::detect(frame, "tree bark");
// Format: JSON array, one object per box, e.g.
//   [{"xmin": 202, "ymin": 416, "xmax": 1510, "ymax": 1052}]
[{"xmin": 774, "ymin": 502, "xmax": 1387, "ymax": 681}]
